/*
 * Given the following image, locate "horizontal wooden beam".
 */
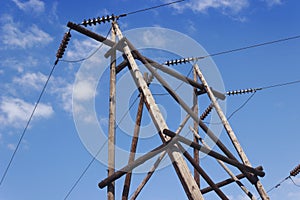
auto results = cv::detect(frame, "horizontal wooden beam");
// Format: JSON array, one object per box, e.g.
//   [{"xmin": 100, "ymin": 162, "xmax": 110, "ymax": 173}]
[
  {"xmin": 163, "ymin": 129, "xmax": 265, "ymax": 177},
  {"xmin": 67, "ymin": 21, "xmax": 225, "ymax": 100},
  {"xmin": 98, "ymin": 139, "xmax": 176, "ymax": 189},
  {"xmin": 201, "ymin": 166, "xmax": 263, "ymax": 194}
]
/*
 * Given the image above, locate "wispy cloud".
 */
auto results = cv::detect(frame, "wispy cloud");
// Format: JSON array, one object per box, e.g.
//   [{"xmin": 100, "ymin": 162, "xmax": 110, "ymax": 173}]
[
  {"xmin": 0, "ymin": 96, "xmax": 53, "ymax": 128},
  {"xmin": 50, "ymin": 80, "xmax": 73, "ymax": 113},
  {"xmin": 1, "ymin": 15, "xmax": 53, "ymax": 49},
  {"xmin": 13, "ymin": 72, "xmax": 47, "ymax": 90},
  {"xmin": 7, "ymin": 143, "xmax": 16, "ymax": 151},
  {"xmin": 166, "ymin": 0, "xmax": 249, "ymax": 14},
  {"xmin": 11, "ymin": 0, "xmax": 45, "ymax": 14},
  {"xmin": 263, "ymin": 0, "xmax": 282, "ymax": 7},
  {"xmin": 73, "ymin": 79, "xmax": 96, "ymax": 102},
  {"xmin": 0, "ymin": 56, "xmax": 39, "ymax": 73},
  {"xmin": 65, "ymin": 38, "xmax": 100, "ymax": 61}
]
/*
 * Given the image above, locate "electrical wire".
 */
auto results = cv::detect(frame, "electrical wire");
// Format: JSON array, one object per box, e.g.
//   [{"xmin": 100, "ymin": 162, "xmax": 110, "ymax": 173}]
[
  {"xmin": 257, "ymin": 176, "xmax": 300, "ymax": 199},
  {"xmin": 261, "ymin": 79, "xmax": 300, "ymax": 90},
  {"xmin": 63, "ymin": 95, "xmax": 140, "ymax": 199},
  {"xmin": 203, "ymin": 78, "xmax": 300, "ymax": 124},
  {"xmin": 63, "ymin": 141, "xmax": 107, "ymax": 200},
  {"xmin": 122, "ymin": 0, "xmax": 185, "ymax": 16},
  {"xmin": 289, "ymin": 176, "xmax": 300, "ymax": 188},
  {"xmin": 227, "ymin": 91, "xmax": 256, "ymax": 121},
  {"xmin": 60, "ymin": 28, "xmax": 112, "ymax": 63},
  {"xmin": 0, "ymin": 62, "xmax": 57, "ymax": 187},
  {"xmin": 196, "ymin": 34, "xmax": 300, "ymax": 60},
  {"xmin": 264, "ymin": 176, "xmax": 290, "ymax": 196},
  {"xmin": 256, "ymin": 164, "xmax": 300, "ymax": 199}
]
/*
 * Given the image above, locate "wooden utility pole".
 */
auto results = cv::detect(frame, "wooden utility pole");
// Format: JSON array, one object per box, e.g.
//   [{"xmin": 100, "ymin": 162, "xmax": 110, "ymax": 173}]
[
  {"xmin": 107, "ymin": 26, "xmax": 116, "ymax": 200},
  {"xmin": 112, "ymin": 22, "xmax": 204, "ymax": 200},
  {"xmin": 67, "ymin": 19, "xmax": 269, "ymax": 200},
  {"xmin": 193, "ymin": 68, "xmax": 200, "ymax": 187},
  {"xmin": 193, "ymin": 63, "xmax": 269, "ymax": 200}
]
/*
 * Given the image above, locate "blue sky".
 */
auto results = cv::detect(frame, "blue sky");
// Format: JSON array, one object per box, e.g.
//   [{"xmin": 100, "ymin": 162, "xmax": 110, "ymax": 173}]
[{"xmin": 0, "ymin": 0, "xmax": 300, "ymax": 199}]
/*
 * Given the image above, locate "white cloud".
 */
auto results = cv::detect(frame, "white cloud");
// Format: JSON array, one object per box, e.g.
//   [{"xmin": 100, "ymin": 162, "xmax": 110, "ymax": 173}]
[
  {"xmin": 263, "ymin": 0, "xmax": 282, "ymax": 7},
  {"xmin": 288, "ymin": 191, "xmax": 300, "ymax": 198},
  {"xmin": 1, "ymin": 15, "xmax": 53, "ymax": 49},
  {"xmin": 13, "ymin": 72, "xmax": 47, "ymax": 90},
  {"xmin": 50, "ymin": 81, "xmax": 73, "ymax": 113},
  {"xmin": 0, "ymin": 56, "xmax": 38, "ymax": 73},
  {"xmin": 167, "ymin": 0, "xmax": 249, "ymax": 14},
  {"xmin": 48, "ymin": 2, "xmax": 59, "ymax": 24},
  {"xmin": 141, "ymin": 30, "xmax": 167, "ymax": 47},
  {"xmin": 7, "ymin": 143, "xmax": 16, "ymax": 151},
  {"xmin": 73, "ymin": 79, "xmax": 96, "ymax": 101},
  {"xmin": 66, "ymin": 38, "xmax": 100, "ymax": 61},
  {"xmin": 11, "ymin": 0, "xmax": 45, "ymax": 14},
  {"xmin": 0, "ymin": 97, "xmax": 54, "ymax": 128}
]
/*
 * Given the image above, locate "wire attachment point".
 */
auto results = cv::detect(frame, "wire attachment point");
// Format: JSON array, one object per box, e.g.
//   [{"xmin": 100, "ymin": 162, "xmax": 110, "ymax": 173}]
[
  {"xmin": 56, "ymin": 30, "xmax": 71, "ymax": 60},
  {"xmin": 290, "ymin": 164, "xmax": 300, "ymax": 177},
  {"xmin": 226, "ymin": 88, "xmax": 261, "ymax": 96},
  {"xmin": 82, "ymin": 14, "xmax": 116, "ymax": 27},
  {"xmin": 163, "ymin": 57, "xmax": 195, "ymax": 66}
]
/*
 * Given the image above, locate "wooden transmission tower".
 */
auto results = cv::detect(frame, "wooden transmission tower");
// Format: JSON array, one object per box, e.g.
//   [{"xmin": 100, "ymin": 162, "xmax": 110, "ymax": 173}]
[{"xmin": 67, "ymin": 18, "xmax": 270, "ymax": 200}]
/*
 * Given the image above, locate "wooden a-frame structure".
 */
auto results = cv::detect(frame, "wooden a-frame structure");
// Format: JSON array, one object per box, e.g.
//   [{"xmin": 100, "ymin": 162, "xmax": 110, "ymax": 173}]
[{"xmin": 67, "ymin": 20, "xmax": 270, "ymax": 200}]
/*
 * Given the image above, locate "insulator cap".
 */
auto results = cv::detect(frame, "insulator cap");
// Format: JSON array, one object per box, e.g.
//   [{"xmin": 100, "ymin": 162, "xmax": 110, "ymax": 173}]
[
  {"xmin": 200, "ymin": 103, "xmax": 214, "ymax": 120},
  {"xmin": 290, "ymin": 164, "xmax": 300, "ymax": 177},
  {"xmin": 226, "ymin": 88, "xmax": 258, "ymax": 96},
  {"xmin": 56, "ymin": 30, "xmax": 71, "ymax": 59},
  {"xmin": 163, "ymin": 57, "xmax": 195, "ymax": 66},
  {"xmin": 82, "ymin": 14, "xmax": 116, "ymax": 27}
]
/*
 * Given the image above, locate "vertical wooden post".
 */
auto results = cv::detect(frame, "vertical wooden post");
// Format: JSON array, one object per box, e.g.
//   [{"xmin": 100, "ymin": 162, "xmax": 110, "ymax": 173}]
[
  {"xmin": 122, "ymin": 93, "xmax": 144, "ymax": 200},
  {"xmin": 107, "ymin": 26, "xmax": 116, "ymax": 200},
  {"xmin": 193, "ymin": 68, "xmax": 200, "ymax": 187},
  {"xmin": 112, "ymin": 22, "xmax": 204, "ymax": 200},
  {"xmin": 193, "ymin": 63, "xmax": 269, "ymax": 200}
]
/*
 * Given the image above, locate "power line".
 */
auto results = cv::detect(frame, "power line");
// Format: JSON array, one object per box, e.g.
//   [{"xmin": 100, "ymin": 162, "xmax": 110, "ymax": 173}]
[
  {"xmin": 226, "ymin": 79, "xmax": 300, "ymax": 119},
  {"xmin": 123, "ymin": 0, "xmax": 185, "ymax": 16},
  {"xmin": 164, "ymin": 34, "xmax": 300, "ymax": 66},
  {"xmin": 259, "ymin": 176, "xmax": 300, "ymax": 198},
  {"xmin": 265, "ymin": 176, "xmax": 290, "ymax": 195},
  {"xmin": 63, "ymin": 141, "xmax": 107, "ymax": 200},
  {"xmin": 61, "ymin": 28, "xmax": 111, "ymax": 63},
  {"xmin": 289, "ymin": 176, "xmax": 300, "ymax": 188},
  {"xmin": 261, "ymin": 79, "xmax": 300, "ymax": 90},
  {"xmin": 80, "ymin": 0, "xmax": 186, "ymax": 27},
  {"xmin": 227, "ymin": 91, "xmax": 256, "ymax": 121},
  {"xmin": 0, "ymin": 62, "xmax": 57, "ymax": 187},
  {"xmin": 203, "ymin": 78, "xmax": 300, "ymax": 124},
  {"xmin": 197, "ymin": 34, "xmax": 300, "ymax": 60},
  {"xmin": 63, "ymin": 95, "xmax": 140, "ymax": 199}
]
